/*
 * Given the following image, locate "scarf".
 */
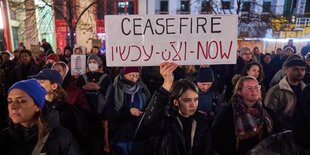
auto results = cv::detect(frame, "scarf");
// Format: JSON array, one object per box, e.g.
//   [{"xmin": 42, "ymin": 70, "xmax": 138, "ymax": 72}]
[
  {"xmin": 113, "ymin": 72, "xmax": 151, "ymax": 111},
  {"xmin": 233, "ymin": 97, "xmax": 273, "ymax": 141}
]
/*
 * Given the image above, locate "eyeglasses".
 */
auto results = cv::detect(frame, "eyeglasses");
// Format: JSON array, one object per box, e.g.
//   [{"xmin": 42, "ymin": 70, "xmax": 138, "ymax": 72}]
[
  {"xmin": 128, "ymin": 74, "xmax": 140, "ymax": 78},
  {"xmin": 242, "ymin": 52, "xmax": 252, "ymax": 56},
  {"xmin": 242, "ymin": 85, "xmax": 261, "ymax": 91}
]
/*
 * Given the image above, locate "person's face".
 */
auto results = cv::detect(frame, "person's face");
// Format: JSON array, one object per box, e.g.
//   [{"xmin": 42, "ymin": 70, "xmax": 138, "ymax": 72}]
[
  {"xmin": 247, "ymin": 65, "xmax": 260, "ymax": 79},
  {"xmin": 253, "ymin": 48, "xmax": 260, "ymax": 55},
  {"xmin": 33, "ymin": 56, "xmax": 41, "ymax": 66},
  {"xmin": 1, "ymin": 53, "xmax": 10, "ymax": 62},
  {"xmin": 285, "ymin": 49, "xmax": 293, "ymax": 56},
  {"xmin": 14, "ymin": 52, "xmax": 20, "ymax": 58},
  {"xmin": 37, "ymin": 80, "xmax": 57, "ymax": 94},
  {"xmin": 64, "ymin": 50, "xmax": 71, "ymax": 57},
  {"xmin": 241, "ymin": 50, "xmax": 253, "ymax": 62},
  {"xmin": 45, "ymin": 59, "xmax": 55, "ymax": 65},
  {"xmin": 7, "ymin": 89, "xmax": 40, "ymax": 127},
  {"xmin": 74, "ymin": 49, "xmax": 83, "ymax": 55},
  {"xmin": 306, "ymin": 59, "xmax": 310, "ymax": 67},
  {"xmin": 174, "ymin": 89, "xmax": 198, "ymax": 118},
  {"xmin": 52, "ymin": 64, "xmax": 66, "ymax": 79},
  {"xmin": 276, "ymin": 49, "xmax": 282, "ymax": 55},
  {"xmin": 238, "ymin": 80, "xmax": 261, "ymax": 105},
  {"xmin": 56, "ymin": 48, "xmax": 62, "ymax": 55},
  {"xmin": 20, "ymin": 53, "xmax": 31, "ymax": 64},
  {"xmin": 88, "ymin": 59, "xmax": 98, "ymax": 65},
  {"xmin": 263, "ymin": 55, "xmax": 272, "ymax": 64},
  {"xmin": 285, "ymin": 66, "xmax": 306, "ymax": 82},
  {"xmin": 124, "ymin": 72, "xmax": 140, "ymax": 83},
  {"xmin": 197, "ymin": 82, "xmax": 212, "ymax": 93},
  {"xmin": 92, "ymin": 48, "xmax": 99, "ymax": 54},
  {"xmin": 288, "ymin": 40, "xmax": 293, "ymax": 46}
]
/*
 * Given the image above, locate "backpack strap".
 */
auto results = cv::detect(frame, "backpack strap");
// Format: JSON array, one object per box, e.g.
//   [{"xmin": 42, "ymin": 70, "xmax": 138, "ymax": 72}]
[
  {"xmin": 31, "ymin": 132, "xmax": 50, "ymax": 155},
  {"xmin": 82, "ymin": 74, "xmax": 88, "ymax": 83},
  {"xmin": 96, "ymin": 74, "xmax": 108, "ymax": 85}
]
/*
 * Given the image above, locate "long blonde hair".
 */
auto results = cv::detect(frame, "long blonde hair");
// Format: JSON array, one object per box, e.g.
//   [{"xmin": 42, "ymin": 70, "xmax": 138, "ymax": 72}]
[{"xmin": 231, "ymin": 76, "xmax": 259, "ymax": 103}]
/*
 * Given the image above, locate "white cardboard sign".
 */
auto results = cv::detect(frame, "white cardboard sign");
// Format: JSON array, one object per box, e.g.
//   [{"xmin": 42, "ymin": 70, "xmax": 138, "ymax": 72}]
[
  {"xmin": 105, "ymin": 14, "xmax": 238, "ymax": 66},
  {"xmin": 71, "ymin": 55, "xmax": 86, "ymax": 75}
]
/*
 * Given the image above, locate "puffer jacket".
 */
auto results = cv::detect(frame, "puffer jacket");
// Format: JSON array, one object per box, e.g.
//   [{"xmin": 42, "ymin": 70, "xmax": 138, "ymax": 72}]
[
  {"xmin": 248, "ymin": 131, "xmax": 310, "ymax": 155},
  {"xmin": 264, "ymin": 77, "xmax": 306, "ymax": 130},
  {"xmin": 137, "ymin": 87, "xmax": 214, "ymax": 155},
  {"xmin": 0, "ymin": 123, "xmax": 82, "ymax": 155},
  {"xmin": 43, "ymin": 100, "xmax": 92, "ymax": 154}
]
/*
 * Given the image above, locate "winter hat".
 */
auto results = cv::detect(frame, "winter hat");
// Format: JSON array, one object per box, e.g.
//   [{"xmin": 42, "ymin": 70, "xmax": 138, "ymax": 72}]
[
  {"xmin": 196, "ymin": 67, "xmax": 214, "ymax": 82},
  {"xmin": 29, "ymin": 68, "xmax": 63, "ymax": 85},
  {"xmin": 87, "ymin": 54, "xmax": 101, "ymax": 65},
  {"xmin": 1, "ymin": 51, "xmax": 11, "ymax": 56},
  {"xmin": 239, "ymin": 47, "xmax": 252, "ymax": 56},
  {"xmin": 52, "ymin": 61, "xmax": 69, "ymax": 78},
  {"xmin": 286, "ymin": 59, "xmax": 307, "ymax": 68},
  {"xmin": 283, "ymin": 47, "xmax": 294, "ymax": 53},
  {"xmin": 8, "ymin": 79, "xmax": 47, "ymax": 109},
  {"xmin": 46, "ymin": 53, "xmax": 59, "ymax": 62},
  {"xmin": 123, "ymin": 67, "xmax": 141, "ymax": 74}
]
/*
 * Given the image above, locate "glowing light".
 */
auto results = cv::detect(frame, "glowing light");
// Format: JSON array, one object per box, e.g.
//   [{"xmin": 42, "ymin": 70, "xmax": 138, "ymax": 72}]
[
  {"xmin": 97, "ymin": 33, "xmax": 105, "ymax": 36},
  {"xmin": 263, "ymin": 38, "xmax": 310, "ymax": 42}
]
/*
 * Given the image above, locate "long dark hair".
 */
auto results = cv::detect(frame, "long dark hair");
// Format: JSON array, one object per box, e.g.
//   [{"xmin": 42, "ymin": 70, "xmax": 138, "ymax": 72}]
[
  {"xmin": 240, "ymin": 62, "xmax": 264, "ymax": 82},
  {"xmin": 33, "ymin": 110, "xmax": 49, "ymax": 144}
]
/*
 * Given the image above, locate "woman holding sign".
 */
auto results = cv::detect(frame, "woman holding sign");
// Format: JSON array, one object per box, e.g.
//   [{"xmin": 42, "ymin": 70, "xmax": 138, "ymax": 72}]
[{"xmin": 136, "ymin": 62, "xmax": 214, "ymax": 155}]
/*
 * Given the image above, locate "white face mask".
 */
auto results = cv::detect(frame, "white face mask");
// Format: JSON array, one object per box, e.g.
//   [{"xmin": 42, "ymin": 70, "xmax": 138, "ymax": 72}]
[{"xmin": 88, "ymin": 63, "xmax": 98, "ymax": 72}]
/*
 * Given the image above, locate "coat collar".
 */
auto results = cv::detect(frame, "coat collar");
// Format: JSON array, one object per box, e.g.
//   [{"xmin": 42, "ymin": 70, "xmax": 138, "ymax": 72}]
[{"xmin": 278, "ymin": 76, "xmax": 306, "ymax": 92}]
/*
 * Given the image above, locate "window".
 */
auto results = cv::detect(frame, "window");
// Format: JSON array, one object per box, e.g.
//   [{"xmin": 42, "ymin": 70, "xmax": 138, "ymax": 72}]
[
  {"xmin": 127, "ymin": 1, "xmax": 135, "ymax": 14},
  {"xmin": 65, "ymin": 0, "xmax": 74, "ymax": 19},
  {"xmin": 160, "ymin": 1, "xmax": 168, "ymax": 14},
  {"xmin": 262, "ymin": 1, "xmax": 271, "ymax": 12},
  {"xmin": 181, "ymin": 1, "xmax": 189, "ymax": 13},
  {"xmin": 9, "ymin": 2, "xmax": 16, "ymax": 20},
  {"xmin": 97, "ymin": 0, "xmax": 104, "ymax": 19},
  {"xmin": 117, "ymin": 1, "xmax": 126, "ymax": 15},
  {"xmin": 54, "ymin": 0, "xmax": 64, "ymax": 19},
  {"xmin": 222, "ymin": 1, "xmax": 231, "ymax": 9},
  {"xmin": 305, "ymin": 0, "xmax": 310, "ymax": 13},
  {"xmin": 12, "ymin": 27, "xmax": 19, "ymax": 49},
  {"xmin": 106, "ymin": 0, "xmax": 115, "ymax": 15},
  {"xmin": 201, "ymin": 1, "xmax": 212, "ymax": 14},
  {"xmin": 242, "ymin": 2, "xmax": 251, "ymax": 12}
]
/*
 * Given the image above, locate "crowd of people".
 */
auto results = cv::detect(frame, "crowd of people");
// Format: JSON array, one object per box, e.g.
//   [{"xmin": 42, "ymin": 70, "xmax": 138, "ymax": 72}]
[{"xmin": 0, "ymin": 39, "xmax": 309, "ymax": 155}]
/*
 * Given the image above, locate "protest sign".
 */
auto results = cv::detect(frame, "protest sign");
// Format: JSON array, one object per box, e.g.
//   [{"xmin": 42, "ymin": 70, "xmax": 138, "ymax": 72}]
[
  {"xmin": 105, "ymin": 14, "xmax": 238, "ymax": 66},
  {"xmin": 71, "ymin": 55, "xmax": 86, "ymax": 75},
  {"xmin": 92, "ymin": 39, "xmax": 102, "ymax": 48},
  {"xmin": 30, "ymin": 44, "xmax": 41, "ymax": 56}
]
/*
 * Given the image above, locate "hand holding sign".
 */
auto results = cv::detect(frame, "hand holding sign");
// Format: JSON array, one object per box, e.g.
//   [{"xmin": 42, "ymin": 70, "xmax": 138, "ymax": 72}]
[{"xmin": 160, "ymin": 62, "xmax": 178, "ymax": 92}]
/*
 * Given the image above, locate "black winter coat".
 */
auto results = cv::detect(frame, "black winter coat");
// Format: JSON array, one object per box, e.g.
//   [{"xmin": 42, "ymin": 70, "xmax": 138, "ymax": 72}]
[
  {"xmin": 138, "ymin": 87, "xmax": 214, "ymax": 155},
  {"xmin": 10, "ymin": 62, "xmax": 40, "ymax": 85},
  {"xmin": 76, "ymin": 72, "xmax": 112, "ymax": 118},
  {"xmin": 0, "ymin": 123, "xmax": 82, "ymax": 155},
  {"xmin": 43, "ymin": 100, "xmax": 92, "ymax": 154},
  {"xmin": 211, "ymin": 103, "xmax": 278, "ymax": 155}
]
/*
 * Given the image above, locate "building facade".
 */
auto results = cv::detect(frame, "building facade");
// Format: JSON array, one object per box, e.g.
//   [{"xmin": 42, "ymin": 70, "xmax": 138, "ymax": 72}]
[{"xmin": 1, "ymin": 0, "xmax": 309, "ymax": 52}]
